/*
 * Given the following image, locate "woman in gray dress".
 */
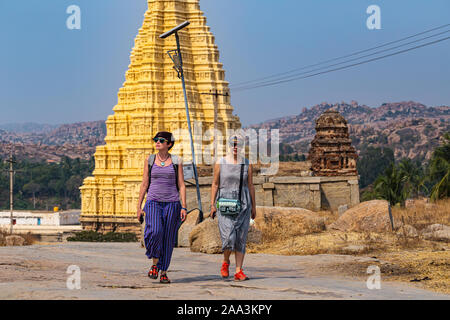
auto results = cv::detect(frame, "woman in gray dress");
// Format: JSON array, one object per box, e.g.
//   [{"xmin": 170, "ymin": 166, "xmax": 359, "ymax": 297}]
[{"xmin": 210, "ymin": 135, "xmax": 256, "ymax": 281}]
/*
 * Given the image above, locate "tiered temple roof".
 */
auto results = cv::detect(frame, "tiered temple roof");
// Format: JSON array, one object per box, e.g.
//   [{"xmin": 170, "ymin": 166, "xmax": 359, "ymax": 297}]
[{"xmin": 308, "ymin": 109, "xmax": 358, "ymax": 176}]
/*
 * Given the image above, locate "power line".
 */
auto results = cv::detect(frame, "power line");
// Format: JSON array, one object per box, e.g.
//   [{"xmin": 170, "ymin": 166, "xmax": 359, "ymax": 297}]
[
  {"xmin": 232, "ymin": 36, "xmax": 450, "ymax": 92},
  {"xmin": 230, "ymin": 23, "xmax": 449, "ymax": 88},
  {"xmin": 232, "ymin": 29, "xmax": 449, "ymax": 90}
]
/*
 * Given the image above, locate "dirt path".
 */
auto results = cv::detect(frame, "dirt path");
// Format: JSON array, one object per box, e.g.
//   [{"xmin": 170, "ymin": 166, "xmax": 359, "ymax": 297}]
[{"xmin": 0, "ymin": 242, "xmax": 448, "ymax": 300}]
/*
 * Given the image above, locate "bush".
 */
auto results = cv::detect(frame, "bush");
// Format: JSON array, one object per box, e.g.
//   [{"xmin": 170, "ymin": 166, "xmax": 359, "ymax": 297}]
[{"xmin": 67, "ymin": 231, "xmax": 137, "ymax": 242}]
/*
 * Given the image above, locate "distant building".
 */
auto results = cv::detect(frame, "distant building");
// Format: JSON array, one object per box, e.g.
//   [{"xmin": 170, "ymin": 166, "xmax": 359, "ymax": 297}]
[{"xmin": 308, "ymin": 109, "xmax": 358, "ymax": 176}]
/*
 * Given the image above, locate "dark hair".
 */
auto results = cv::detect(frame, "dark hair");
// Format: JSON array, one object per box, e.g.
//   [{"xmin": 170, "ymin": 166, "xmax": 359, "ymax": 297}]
[{"xmin": 154, "ymin": 131, "xmax": 175, "ymax": 150}]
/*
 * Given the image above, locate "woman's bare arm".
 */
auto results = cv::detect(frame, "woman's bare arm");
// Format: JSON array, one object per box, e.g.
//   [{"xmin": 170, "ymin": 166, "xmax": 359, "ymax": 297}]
[
  {"xmin": 177, "ymin": 160, "xmax": 187, "ymax": 210},
  {"xmin": 248, "ymin": 164, "xmax": 256, "ymax": 218},
  {"xmin": 210, "ymin": 161, "xmax": 221, "ymax": 218},
  {"xmin": 137, "ymin": 157, "xmax": 150, "ymax": 215}
]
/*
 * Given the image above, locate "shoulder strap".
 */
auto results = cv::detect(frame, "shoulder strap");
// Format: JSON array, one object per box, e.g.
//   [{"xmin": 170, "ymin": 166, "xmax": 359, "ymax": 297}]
[
  {"xmin": 148, "ymin": 154, "xmax": 156, "ymax": 187},
  {"xmin": 174, "ymin": 164, "xmax": 179, "ymax": 192},
  {"xmin": 238, "ymin": 163, "xmax": 244, "ymax": 203},
  {"xmin": 171, "ymin": 154, "xmax": 180, "ymax": 192}
]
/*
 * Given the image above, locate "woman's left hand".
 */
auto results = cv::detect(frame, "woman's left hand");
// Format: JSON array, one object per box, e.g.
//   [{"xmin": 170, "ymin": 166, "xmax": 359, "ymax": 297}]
[
  {"xmin": 180, "ymin": 208, "xmax": 187, "ymax": 222},
  {"xmin": 251, "ymin": 207, "xmax": 256, "ymax": 220}
]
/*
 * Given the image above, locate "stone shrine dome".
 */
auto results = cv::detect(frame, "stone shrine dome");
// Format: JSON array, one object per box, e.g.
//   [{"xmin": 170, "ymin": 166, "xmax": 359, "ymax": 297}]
[{"xmin": 307, "ymin": 109, "xmax": 358, "ymax": 176}]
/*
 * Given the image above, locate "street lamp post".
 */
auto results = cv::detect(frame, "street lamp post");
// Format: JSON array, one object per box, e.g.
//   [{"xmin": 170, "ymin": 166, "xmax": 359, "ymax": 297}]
[
  {"xmin": 5, "ymin": 152, "xmax": 18, "ymax": 234},
  {"xmin": 160, "ymin": 21, "xmax": 204, "ymax": 223}
]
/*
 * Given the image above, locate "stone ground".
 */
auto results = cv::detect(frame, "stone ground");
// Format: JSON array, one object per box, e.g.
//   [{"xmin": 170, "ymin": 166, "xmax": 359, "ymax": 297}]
[{"xmin": 0, "ymin": 242, "xmax": 448, "ymax": 300}]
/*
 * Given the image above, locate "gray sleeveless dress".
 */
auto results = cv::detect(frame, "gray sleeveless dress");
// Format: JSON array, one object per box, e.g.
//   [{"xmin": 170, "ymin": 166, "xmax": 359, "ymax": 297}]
[{"xmin": 215, "ymin": 157, "xmax": 252, "ymax": 253}]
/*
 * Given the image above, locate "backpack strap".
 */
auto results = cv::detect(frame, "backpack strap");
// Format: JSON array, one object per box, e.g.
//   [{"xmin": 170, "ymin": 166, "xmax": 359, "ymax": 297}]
[
  {"xmin": 147, "ymin": 154, "xmax": 156, "ymax": 188},
  {"xmin": 148, "ymin": 153, "xmax": 180, "ymax": 192},
  {"xmin": 171, "ymin": 154, "xmax": 180, "ymax": 192}
]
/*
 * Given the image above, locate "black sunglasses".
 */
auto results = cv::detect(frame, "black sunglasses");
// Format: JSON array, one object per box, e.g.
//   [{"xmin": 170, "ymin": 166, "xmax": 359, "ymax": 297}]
[
  {"xmin": 154, "ymin": 137, "xmax": 168, "ymax": 143},
  {"xmin": 228, "ymin": 139, "xmax": 244, "ymax": 147}
]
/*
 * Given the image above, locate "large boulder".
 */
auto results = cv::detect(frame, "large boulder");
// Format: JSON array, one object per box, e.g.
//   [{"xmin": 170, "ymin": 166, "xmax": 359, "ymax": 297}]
[
  {"xmin": 178, "ymin": 209, "xmax": 200, "ymax": 247},
  {"xmin": 189, "ymin": 217, "xmax": 263, "ymax": 254},
  {"xmin": 254, "ymin": 206, "xmax": 326, "ymax": 240},
  {"xmin": 5, "ymin": 235, "xmax": 25, "ymax": 246},
  {"xmin": 396, "ymin": 224, "xmax": 419, "ymax": 238},
  {"xmin": 421, "ymin": 224, "xmax": 450, "ymax": 242},
  {"xmin": 247, "ymin": 225, "xmax": 263, "ymax": 244},
  {"xmin": 338, "ymin": 204, "xmax": 348, "ymax": 216},
  {"xmin": 189, "ymin": 218, "xmax": 222, "ymax": 254},
  {"xmin": 329, "ymin": 200, "xmax": 394, "ymax": 233}
]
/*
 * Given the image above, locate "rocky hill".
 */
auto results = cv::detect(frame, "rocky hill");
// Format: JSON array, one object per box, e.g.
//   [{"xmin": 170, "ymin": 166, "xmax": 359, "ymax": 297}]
[
  {"xmin": 1, "ymin": 101, "xmax": 448, "ymax": 163},
  {"xmin": 248, "ymin": 101, "xmax": 450, "ymax": 161},
  {"xmin": 0, "ymin": 122, "xmax": 58, "ymax": 134},
  {"xmin": 0, "ymin": 121, "xmax": 105, "ymax": 162}
]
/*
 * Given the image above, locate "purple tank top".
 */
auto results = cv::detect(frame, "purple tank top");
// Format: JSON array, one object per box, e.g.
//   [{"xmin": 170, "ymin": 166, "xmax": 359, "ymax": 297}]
[{"xmin": 147, "ymin": 163, "xmax": 180, "ymax": 202}]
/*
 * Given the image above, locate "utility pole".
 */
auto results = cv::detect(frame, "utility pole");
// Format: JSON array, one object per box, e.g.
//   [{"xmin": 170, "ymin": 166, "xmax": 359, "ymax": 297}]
[
  {"xmin": 160, "ymin": 21, "xmax": 204, "ymax": 223},
  {"xmin": 4, "ymin": 148, "xmax": 24, "ymax": 234},
  {"xmin": 200, "ymin": 89, "xmax": 229, "ymax": 162}
]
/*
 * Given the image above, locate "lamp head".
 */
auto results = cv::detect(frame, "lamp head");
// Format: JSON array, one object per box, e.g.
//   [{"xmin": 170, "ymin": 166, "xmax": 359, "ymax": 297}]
[{"xmin": 159, "ymin": 21, "xmax": 190, "ymax": 39}]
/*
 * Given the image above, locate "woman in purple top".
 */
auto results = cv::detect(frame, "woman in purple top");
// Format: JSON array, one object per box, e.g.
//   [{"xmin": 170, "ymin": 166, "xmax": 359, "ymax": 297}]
[{"xmin": 136, "ymin": 131, "xmax": 187, "ymax": 284}]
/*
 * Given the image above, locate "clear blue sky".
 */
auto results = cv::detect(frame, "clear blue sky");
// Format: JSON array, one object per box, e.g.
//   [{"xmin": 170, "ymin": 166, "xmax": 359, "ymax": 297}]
[{"xmin": 1, "ymin": 0, "xmax": 449, "ymax": 126}]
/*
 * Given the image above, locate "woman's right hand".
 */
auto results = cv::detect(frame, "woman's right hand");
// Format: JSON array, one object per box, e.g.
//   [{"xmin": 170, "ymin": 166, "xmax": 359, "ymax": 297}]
[
  {"xmin": 210, "ymin": 205, "xmax": 217, "ymax": 219},
  {"xmin": 137, "ymin": 209, "xmax": 145, "ymax": 223}
]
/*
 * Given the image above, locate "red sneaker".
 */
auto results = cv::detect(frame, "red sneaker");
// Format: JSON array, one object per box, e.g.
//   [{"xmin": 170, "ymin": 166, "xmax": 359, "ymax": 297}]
[
  {"xmin": 234, "ymin": 269, "xmax": 249, "ymax": 281},
  {"xmin": 148, "ymin": 265, "xmax": 159, "ymax": 279},
  {"xmin": 160, "ymin": 273, "xmax": 171, "ymax": 284},
  {"xmin": 220, "ymin": 261, "xmax": 230, "ymax": 279}
]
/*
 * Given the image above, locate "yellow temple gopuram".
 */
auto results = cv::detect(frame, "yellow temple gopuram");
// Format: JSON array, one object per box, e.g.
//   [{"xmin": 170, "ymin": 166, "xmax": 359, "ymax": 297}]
[{"xmin": 80, "ymin": 0, "xmax": 241, "ymax": 232}]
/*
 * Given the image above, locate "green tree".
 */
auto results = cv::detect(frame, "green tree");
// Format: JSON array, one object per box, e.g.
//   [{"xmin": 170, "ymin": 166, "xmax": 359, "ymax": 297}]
[
  {"xmin": 66, "ymin": 175, "xmax": 83, "ymax": 200},
  {"xmin": 373, "ymin": 163, "xmax": 408, "ymax": 206},
  {"xmin": 357, "ymin": 147, "xmax": 395, "ymax": 188},
  {"xmin": 23, "ymin": 182, "xmax": 41, "ymax": 209},
  {"xmin": 0, "ymin": 157, "xmax": 94, "ymax": 210},
  {"xmin": 398, "ymin": 158, "xmax": 427, "ymax": 198},
  {"xmin": 429, "ymin": 132, "xmax": 450, "ymax": 201}
]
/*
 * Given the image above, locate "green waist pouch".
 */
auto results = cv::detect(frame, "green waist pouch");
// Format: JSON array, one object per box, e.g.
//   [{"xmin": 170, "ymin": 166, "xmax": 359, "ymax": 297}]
[
  {"xmin": 216, "ymin": 163, "xmax": 244, "ymax": 216},
  {"xmin": 217, "ymin": 198, "xmax": 241, "ymax": 215}
]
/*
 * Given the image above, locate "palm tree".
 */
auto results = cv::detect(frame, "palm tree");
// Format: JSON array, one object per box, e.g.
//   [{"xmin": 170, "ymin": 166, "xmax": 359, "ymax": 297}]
[
  {"xmin": 374, "ymin": 163, "xmax": 408, "ymax": 206},
  {"xmin": 429, "ymin": 132, "xmax": 450, "ymax": 201},
  {"xmin": 398, "ymin": 158, "xmax": 426, "ymax": 198}
]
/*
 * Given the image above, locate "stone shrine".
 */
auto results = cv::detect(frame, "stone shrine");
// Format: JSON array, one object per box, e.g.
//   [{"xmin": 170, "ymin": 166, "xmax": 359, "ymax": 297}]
[
  {"xmin": 80, "ymin": 0, "xmax": 241, "ymax": 233},
  {"xmin": 308, "ymin": 109, "xmax": 358, "ymax": 176}
]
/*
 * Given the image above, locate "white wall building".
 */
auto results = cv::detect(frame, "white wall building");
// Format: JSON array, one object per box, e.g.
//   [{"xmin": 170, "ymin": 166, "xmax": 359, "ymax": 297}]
[{"xmin": 0, "ymin": 211, "xmax": 80, "ymax": 226}]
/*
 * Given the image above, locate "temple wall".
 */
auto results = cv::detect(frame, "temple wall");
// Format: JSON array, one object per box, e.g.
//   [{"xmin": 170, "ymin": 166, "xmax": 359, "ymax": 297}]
[
  {"xmin": 184, "ymin": 175, "xmax": 360, "ymax": 214},
  {"xmin": 81, "ymin": 174, "xmax": 359, "ymax": 237}
]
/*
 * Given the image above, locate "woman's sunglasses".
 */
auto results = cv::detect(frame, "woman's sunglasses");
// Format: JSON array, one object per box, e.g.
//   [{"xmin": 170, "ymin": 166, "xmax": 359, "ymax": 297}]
[
  {"xmin": 154, "ymin": 138, "xmax": 168, "ymax": 143},
  {"xmin": 228, "ymin": 138, "xmax": 244, "ymax": 148}
]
